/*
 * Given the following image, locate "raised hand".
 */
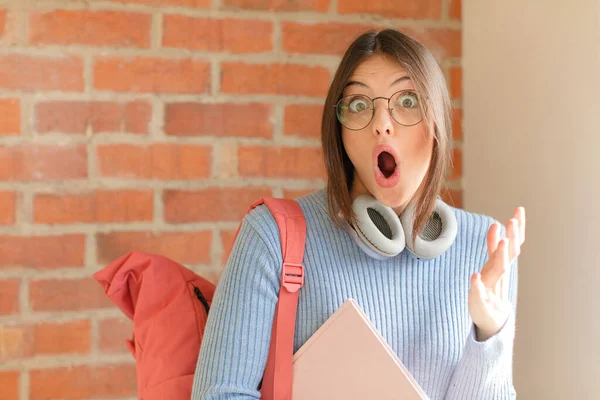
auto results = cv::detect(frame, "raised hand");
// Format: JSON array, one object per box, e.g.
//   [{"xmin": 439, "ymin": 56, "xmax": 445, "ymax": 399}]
[{"xmin": 468, "ymin": 207, "xmax": 526, "ymax": 341}]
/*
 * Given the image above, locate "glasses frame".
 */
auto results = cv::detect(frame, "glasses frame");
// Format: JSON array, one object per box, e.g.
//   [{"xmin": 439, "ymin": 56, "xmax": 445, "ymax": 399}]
[{"xmin": 333, "ymin": 89, "xmax": 428, "ymax": 131}]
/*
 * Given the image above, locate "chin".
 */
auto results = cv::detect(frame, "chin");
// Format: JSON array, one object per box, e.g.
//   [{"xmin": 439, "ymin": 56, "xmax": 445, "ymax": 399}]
[{"xmin": 368, "ymin": 184, "xmax": 409, "ymax": 209}]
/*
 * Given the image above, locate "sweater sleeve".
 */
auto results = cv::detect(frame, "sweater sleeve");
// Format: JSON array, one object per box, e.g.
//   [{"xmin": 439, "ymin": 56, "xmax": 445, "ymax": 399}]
[
  {"xmin": 444, "ymin": 223, "xmax": 519, "ymax": 400},
  {"xmin": 191, "ymin": 211, "xmax": 281, "ymax": 399}
]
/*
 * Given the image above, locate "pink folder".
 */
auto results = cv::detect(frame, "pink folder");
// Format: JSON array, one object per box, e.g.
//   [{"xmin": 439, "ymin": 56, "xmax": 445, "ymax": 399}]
[{"xmin": 291, "ymin": 299, "xmax": 430, "ymax": 400}]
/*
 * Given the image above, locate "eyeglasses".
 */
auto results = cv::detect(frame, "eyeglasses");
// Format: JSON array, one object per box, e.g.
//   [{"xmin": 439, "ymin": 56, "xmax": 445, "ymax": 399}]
[{"xmin": 334, "ymin": 90, "xmax": 427, "ymax": 131}]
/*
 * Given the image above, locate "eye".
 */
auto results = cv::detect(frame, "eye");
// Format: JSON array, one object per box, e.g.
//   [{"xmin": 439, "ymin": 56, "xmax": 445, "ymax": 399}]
[
  {"xmin": 348, "ymin": 97, "xmax": 369, "ymax": 113},
  {"xmin": 397, "ymin": 92, "xmax": 419, "ymax": 109}
]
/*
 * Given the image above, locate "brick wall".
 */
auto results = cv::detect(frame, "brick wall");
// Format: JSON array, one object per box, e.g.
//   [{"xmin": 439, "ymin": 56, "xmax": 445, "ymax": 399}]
[{"xmin": 0, "ymin": 0, "xmax": 462, "ymax": 398}]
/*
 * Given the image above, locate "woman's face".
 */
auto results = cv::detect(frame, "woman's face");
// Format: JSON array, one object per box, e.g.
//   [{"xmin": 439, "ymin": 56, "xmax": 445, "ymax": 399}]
[{"xmin": 341, "ymin": 54, "xmax": 434, "ymax": 215}]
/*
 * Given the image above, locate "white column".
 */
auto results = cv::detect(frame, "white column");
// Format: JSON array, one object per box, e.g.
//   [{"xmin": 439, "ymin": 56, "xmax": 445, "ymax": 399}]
[{"xmin": 463, "ymin": 0, "xmax": 600, "ymax": 398}]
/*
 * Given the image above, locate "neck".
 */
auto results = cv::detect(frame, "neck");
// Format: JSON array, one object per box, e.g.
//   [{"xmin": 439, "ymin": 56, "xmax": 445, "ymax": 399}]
[{"xmin": 349, "ymin": 175, "xmax": 409, "ymax": 217}]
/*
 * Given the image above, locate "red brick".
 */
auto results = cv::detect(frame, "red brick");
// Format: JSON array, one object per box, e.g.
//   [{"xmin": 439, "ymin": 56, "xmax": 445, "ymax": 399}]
[
  {"xmin": 450, "ymin": 0, "xmax": 462, "ymax": 20},
  {"xmin": 35, "ymin": 320, "xmax": 91, "ymax": 355},
  {"xmin": 0, "ymin": 322, "xmax": 89, "ymax": 361},
  {"xmin": 0, "ymin": 371, "xmax": 19, "ymax": 400},
  {"xmin": 284, "ymin": 104, "xmax": 322, "ymax": 139},
  {"xmin": 282, "ymin": 22, "xmax": 373, "ymax": 55},
  {"xmin": 97, "ymin": 231, "xmax": 212, "ymax": 265},
  {"xmin": 452, "ymin": 108, "xmax": 462, "ymax": 141},
  {"xmin": 0, "ymin": 11, "xmax": 20, "ymax": 48},
  {"xmin": 163, "ymin": 15, "xmax": 272, "ymax": 53},
  {"xmin": 0, "ymin": 98, "xmax": 20, "ymax": 135},
  {"xmin": 223, "ymin": 0, "xmax": 328, "ymax": 11},
  {"xmin": 97, "ymin": 144, "xmax": 210, "ymax": 180},
  {"xmin": 238, "ymin": 146, "xmax": 325, "ymax": 179},
  {"xmin": 0, "ymin": 191, "xmax": 15, "ymax": 225},
  {"xmin": 339, "ymin": 0, "xmax": 442, "ymax": 19},
  {"xmin": 164, "ymin": 186, "xmax": 272, "ymax": 223},
  {"xmin": 165, "ymin": 103, "xmax": 273, "ymax": 138},
  {"xmin": 404, "ymin": 28, "xmax": 461, "ymax": 60},
  {"xmin": 30, "ymin": 364, "xmax": 137, "ymax": 400},
  {"xmin": 0, "ymin": 9, "xmax": 6, "ymax": 35},
  {"xmin": 0, "ymin": 147, "xmax": 15, "ymax": 181},
  {"xmin": 449, "ymin": 147, "xmax": 462, "ymax": 180},
  {"xmin": 0, "ymin": 325, "xmax": 33, "ymax": 361},
  {"xmin": 0, "ymin": 144, "xmax": 87, "ymax": 181},
  {"xmin": 0, "ymin": 279, "xmax": 19, "ymax": 315},
  {"xmin": 283, "ymin": 188, "xmax": 317, "ymax": 199},
  {"xmin": 29, "ymin": 278, "xmax": 113, "ymax": 312},
  {"xmin": 216, "ymin": 141, "xmax": 239, "ymax": 178},
  {"xmin": 99, "ymin": 317, "xmax": 133, "ymax": 354},
  {"xmin": 93, "ymin": 0, "xmax": 209, "ymax": 6},
  {"xmin": 94, "ymin": 57, "xmax": 210, "ymax": 94},
  {"xmin": 0, "ymin": 235, "xmax": 85, "ymax": 268},
  {"xmin": 29, "ymin": 10, "xmax": 151, "ymax": 48},
  {"xmin": 441, "ymin": 188, "xmax": 463, "ymax": 208},
  {"xmin": 221, "ymin": 230, "xmax": 237, "ymax": 264},
  {"xmin": 221, "ymin": 63, "xmax": 329, "ymax": 97},
  {"xmin": 0, "ymin": 319, "xmax": 91, "ymax": 362},
  {"xmin": 124, "ymin": 101, "xmax": 153, "ymax": 133},
  {"xmin": 0, "ymin": 54, "xmax": 83, "ymax": 91},
  {"xmin": 36, "ymin": 100, "xmax": 151, "ymax": 134},
  {"xmin": 34, "ymin": 190, "xmax": 153, "ymax": 224},
  {"xmin": 450, "ymin": 66, "xmax": 462, "ymax": 99}
]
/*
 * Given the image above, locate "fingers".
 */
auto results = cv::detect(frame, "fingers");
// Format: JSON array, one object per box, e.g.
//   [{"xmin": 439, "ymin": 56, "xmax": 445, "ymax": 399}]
[
  {"xmin": 481, "ymin": 238, "xmax": 509, "ymax": 291},
  {"xmin": 487, "ymin": 222, "xmax": 501, "ymax": 258},
  {"xmin": 481, "ymin": 208, "xmax": 524, "ymax": 300},
  {"xmin": 517, "ymin": 207, "xmax": 526, "ymax": 244},
  {"xmin": 506, "ymin": 218, "xmax": 520, "ymax": 260},
  {"xmin": 512, "ymin": 207, "xmax": 526, "ymax": 244},
  {"xmin": 507, "ymin": 206, "xmax": 526, "ymax": 260}
]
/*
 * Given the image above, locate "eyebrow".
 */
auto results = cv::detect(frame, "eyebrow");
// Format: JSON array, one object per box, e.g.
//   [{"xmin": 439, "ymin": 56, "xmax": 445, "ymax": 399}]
[{"xmin": 344, "ymin": 75, "xmax": 411, "ymax": 90}]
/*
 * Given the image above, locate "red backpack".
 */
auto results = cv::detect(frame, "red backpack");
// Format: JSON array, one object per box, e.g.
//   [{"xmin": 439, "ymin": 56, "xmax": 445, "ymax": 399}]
[{"xmin": 93, "ymin": 197, "xmax": 306, "ymax": 400}]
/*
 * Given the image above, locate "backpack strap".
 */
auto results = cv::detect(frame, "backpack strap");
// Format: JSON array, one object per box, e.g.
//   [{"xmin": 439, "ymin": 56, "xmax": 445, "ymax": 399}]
[{"xmin": 247, "ymin": 197, "xmax": 306, "ymax": 400}]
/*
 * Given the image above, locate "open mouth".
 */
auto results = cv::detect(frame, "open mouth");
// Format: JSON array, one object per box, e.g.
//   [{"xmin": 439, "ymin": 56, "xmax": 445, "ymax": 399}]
[
  {"xmin": 373, "ymin": 144, "xmax": 400, "ymax": 188},
  {"xmin": 377, "ymin": 151, "xmax": 397, "ymax": 178}
]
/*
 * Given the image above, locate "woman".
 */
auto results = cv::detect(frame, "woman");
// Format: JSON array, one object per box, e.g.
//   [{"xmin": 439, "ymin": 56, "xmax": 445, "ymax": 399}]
[{"xmin": 192, "ymin": 28, "xmax": 526, "ymax": 399}]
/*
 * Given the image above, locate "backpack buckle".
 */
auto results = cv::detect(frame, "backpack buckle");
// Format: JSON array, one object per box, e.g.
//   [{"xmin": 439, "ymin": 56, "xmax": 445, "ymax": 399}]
[{"xmin": 282, "ymin": 262, "xmax": 304, "ymax": 293}]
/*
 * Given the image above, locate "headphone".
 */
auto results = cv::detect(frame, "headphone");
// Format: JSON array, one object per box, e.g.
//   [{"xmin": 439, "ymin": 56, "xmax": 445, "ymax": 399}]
[{"xmin": 346, "ymin": 194, "xmax": 458, "ymax": 261}]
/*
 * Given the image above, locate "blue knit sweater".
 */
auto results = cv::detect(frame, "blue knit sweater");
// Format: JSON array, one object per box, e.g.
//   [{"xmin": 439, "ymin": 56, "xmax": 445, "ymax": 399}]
[{"xmin": 192, "ymin": 188, "xmax": 518, "ymax": 399}]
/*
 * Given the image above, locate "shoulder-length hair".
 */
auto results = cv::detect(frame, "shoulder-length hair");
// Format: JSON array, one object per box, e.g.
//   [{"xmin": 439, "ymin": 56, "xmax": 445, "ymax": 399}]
[{"xmin": 321, "ymin": 28, "xmax": 453, "ymax": 244}]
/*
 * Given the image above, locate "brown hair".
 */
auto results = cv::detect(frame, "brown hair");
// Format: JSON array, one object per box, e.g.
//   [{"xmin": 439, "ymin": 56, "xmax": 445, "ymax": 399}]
[{"xmin": 321, "ymin": 28, "xmax": 453, "ymax": 245}]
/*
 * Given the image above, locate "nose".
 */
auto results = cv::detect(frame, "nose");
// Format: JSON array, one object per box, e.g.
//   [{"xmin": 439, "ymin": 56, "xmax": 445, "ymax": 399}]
[{"xmin": 371, "ymin": 98, "xmax": 394, "ymax": 136}]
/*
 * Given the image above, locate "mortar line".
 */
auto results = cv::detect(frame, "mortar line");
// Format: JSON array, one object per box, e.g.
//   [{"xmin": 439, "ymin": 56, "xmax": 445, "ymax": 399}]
[{"xmin": 152, "ymin": 11, "xmax": 162, "ymax": 50}]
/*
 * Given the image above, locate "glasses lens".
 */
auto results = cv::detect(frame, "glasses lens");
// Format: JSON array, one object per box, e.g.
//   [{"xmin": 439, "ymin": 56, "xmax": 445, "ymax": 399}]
[
  {"xmin": 336, "ymin": 95, "xmax": 373, "ymax": 130},
  {"xmin": 389, "ymin": 91, "xmax": 425, "ymax": 126}
]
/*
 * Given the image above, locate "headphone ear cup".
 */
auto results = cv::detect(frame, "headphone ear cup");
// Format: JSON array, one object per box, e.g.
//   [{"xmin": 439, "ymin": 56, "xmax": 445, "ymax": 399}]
[
  {"xmin": 350, "ymin": 195, "xmax": 406, "ymax": 259},
  {"xmin": 400, "ymin": 198, "xmax": 458, "ymax": 260}
]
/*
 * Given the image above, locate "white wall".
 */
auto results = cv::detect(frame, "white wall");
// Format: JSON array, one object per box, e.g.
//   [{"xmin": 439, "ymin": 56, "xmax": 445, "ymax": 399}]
[{"xmin": 463, "ymin": 1, "xmax": 600, "ymax": 398}]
